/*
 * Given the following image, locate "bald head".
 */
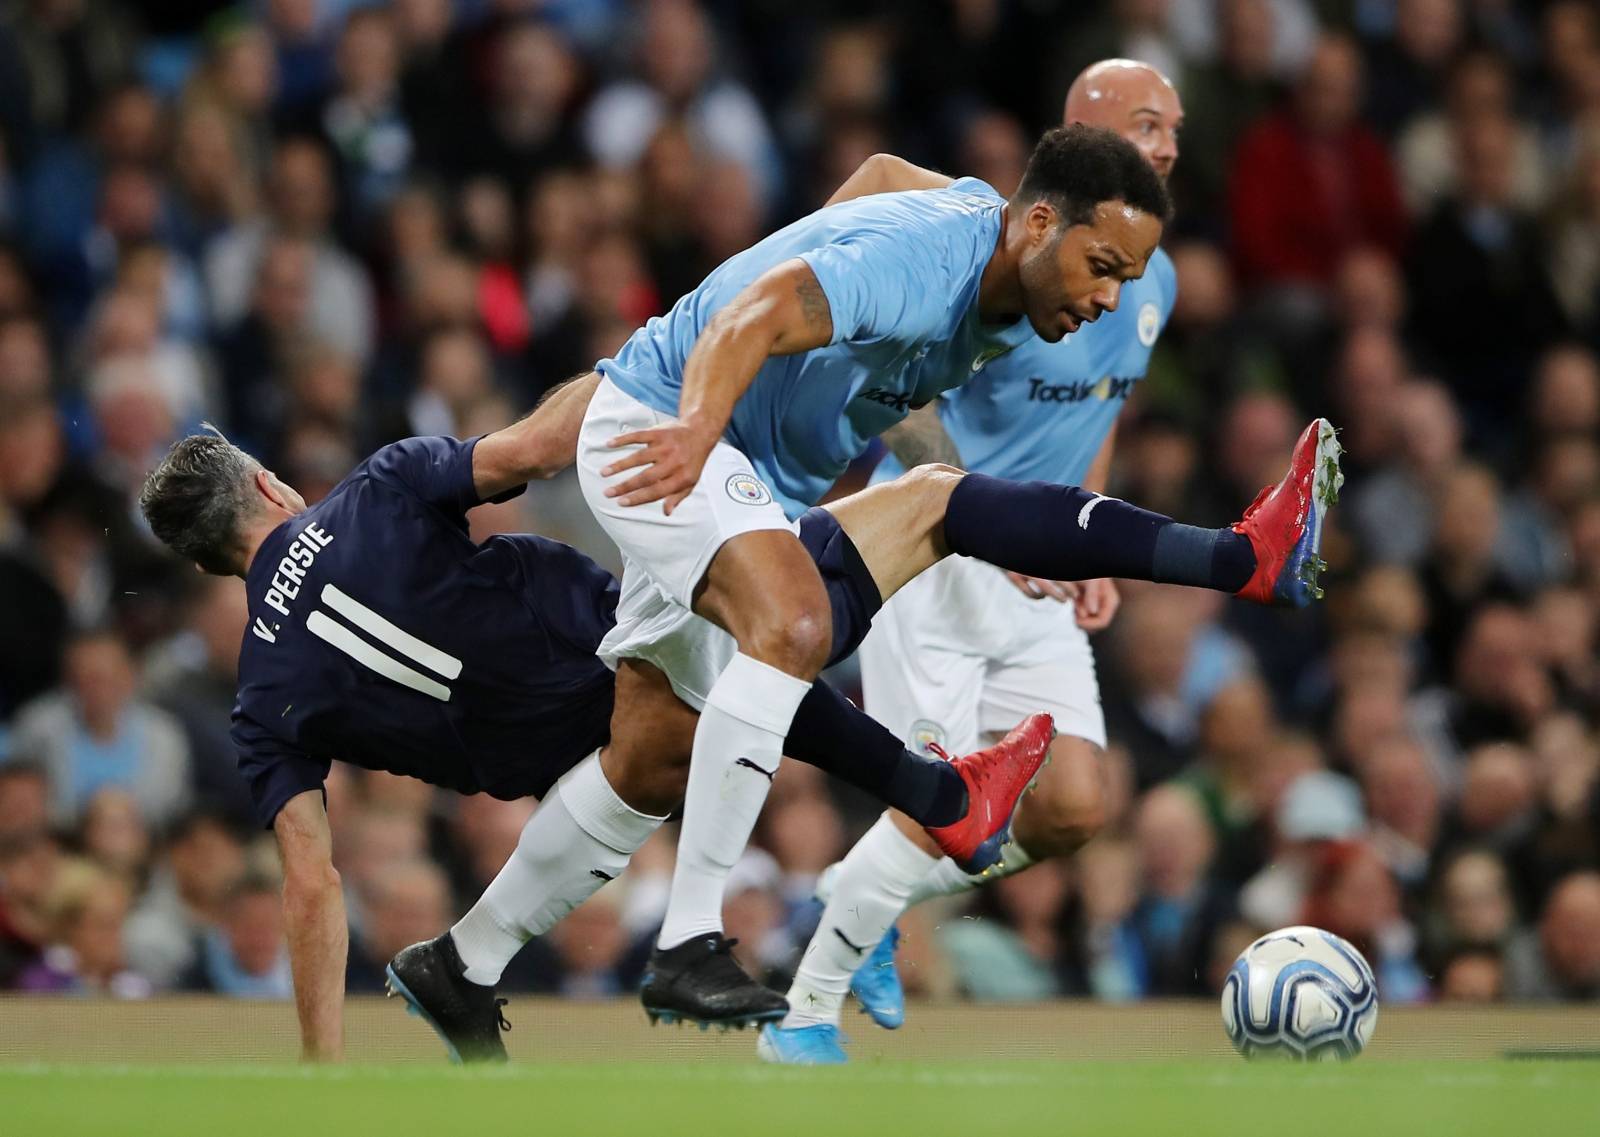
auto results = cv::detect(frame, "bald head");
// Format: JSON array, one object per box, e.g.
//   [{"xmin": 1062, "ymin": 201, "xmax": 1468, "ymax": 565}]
[{"xmin": 1065, "ymin": 59, "xmax": 1183, "ymax": 179}]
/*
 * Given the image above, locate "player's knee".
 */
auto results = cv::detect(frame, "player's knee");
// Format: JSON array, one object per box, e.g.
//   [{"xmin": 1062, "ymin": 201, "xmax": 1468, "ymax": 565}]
[
  {"xmin": 603, "ymin": 740, "xmax": 690, "ymax": 816},
  {"xmin": 628, "ymin": 756, "xmax": 690, "ymax": 816},
  {"xmin": 740, "ymin": 596, "xmax": 831, "ymax": 676},
  {"xmin": 901, "ymin": 462, "xmax": 964, "ymax": 502},
  {"xmin": 1018, "ymin": 740, "xmax": 1107, "ymax": 856},
  {"xmin": 893, "ymin": 462, "xmax": 965, "ymax": 538}
]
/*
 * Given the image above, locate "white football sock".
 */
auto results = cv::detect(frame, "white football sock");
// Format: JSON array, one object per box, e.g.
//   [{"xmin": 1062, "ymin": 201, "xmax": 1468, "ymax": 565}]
[
  {"xmin": 782, "ymin": 813, "xmax": 936, "ymax": 1029},
  {"xmin": 904, "ymin": 838, "xmax": 1038, "ymax": 906},
  {"xmin": 450, "ymin": 751, "xmax": 666, "ymax": 986},
  {"xmin": 656, "ymin": 653, "xmax": 811, "ymax": 950}
]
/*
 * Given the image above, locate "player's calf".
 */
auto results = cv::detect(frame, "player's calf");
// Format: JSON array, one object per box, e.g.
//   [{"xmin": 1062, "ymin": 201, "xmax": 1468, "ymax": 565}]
[
  {"xmin": 824, "ymin": 462, "xmax": 965, "ymax": 599},
  {"xmin": 602, "ymin": 660, "xmax": 697, "ymax": 815}
]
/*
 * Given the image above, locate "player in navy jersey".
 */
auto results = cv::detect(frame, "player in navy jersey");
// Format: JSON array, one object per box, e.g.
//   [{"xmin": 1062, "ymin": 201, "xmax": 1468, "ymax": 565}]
[
  {"xmin": 139, "ymin": 368, "xmax": 1337, "ymax": 1059},
  {"xmin": 137, "ymin": 389, "xmax": 1043, "ymax": 1059}
]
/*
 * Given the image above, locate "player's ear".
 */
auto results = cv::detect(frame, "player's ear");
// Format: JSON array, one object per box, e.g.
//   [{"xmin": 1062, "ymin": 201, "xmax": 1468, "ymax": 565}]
[
  {"xmin": 255, "ymin": 468, "xmax": 283, "ymax": 505},
  {"xmin": 1025, "ymin": 200, "xmax": 1060, "ymax": 244},
  {"xmin": 257, "ymin": 469, "xmax": 305, "ymax": 512}
]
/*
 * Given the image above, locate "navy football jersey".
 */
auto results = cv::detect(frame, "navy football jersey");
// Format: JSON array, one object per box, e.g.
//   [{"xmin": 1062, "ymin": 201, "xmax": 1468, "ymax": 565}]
[{"xmin": 232, "ymin": 436, "xmax": 617, "ymax": 828}]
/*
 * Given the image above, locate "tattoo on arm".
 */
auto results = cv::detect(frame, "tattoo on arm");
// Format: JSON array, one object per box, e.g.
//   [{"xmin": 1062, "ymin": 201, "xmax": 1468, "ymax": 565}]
[
  {"xmin": 795, "ymin": 272, "xmax": 834, "ymax": 342},
  {"xmin": 884, "ymin": 404, "xmax": 963, "ymax": 470}
]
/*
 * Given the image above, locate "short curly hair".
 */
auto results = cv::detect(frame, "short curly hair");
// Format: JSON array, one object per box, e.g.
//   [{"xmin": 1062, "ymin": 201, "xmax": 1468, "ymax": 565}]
[
  {"xmin": 1013, "ymin": 123, "xmax": 1172, "ymax": 228},
  {"xmin": 138, "ymin": 428, "xmax": 264, "ymax": 575}
]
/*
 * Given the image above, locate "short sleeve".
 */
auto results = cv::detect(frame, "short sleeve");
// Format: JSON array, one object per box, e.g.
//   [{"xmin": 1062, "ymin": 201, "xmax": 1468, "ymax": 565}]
[
  {"xmin": 947, "ymin": 176, "xmax": 1004, "ymax": 202},
  {"xmin": 362, "ymin": 436, "xmax": 526, "ymax": 518},
  {"xmin": 232, "ymin": 715, "xmax": 332, "ymax": 830},
  {"xmin": 798, "ymin": 186, "xmax": 999, "ymax": 348}
]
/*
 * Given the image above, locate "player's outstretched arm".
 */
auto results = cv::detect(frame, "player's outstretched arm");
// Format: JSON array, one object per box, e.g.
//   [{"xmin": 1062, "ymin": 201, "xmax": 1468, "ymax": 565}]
[
  {"xmin": 825, "ymin": 153, "xmax": 953, "ymax": 206},
  {"xmin": 602, "ymin": 258, "xmax": 836, "ymax": 511},
  {"xmin": 275, "ymin": 789, "xmax": 348, "ymax": 1063},
  {"xmin": 472, "ymin": 372, "xmax": 602, "ymax": 499}
]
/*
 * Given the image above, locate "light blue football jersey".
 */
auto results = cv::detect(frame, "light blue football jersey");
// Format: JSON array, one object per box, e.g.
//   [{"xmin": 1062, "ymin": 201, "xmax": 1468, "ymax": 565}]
[
  {"xmin": 598, "ymin": 178, "xmax": 1034, "ymax": 516},
  {"xmin": 874, "ymin": 247, "xmax": 1176, "ymax": 488}
]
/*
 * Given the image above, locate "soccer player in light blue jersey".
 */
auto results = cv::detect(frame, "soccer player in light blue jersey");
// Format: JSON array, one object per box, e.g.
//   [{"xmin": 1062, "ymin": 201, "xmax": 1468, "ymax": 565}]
[
  {"xmin": 574, "ymin": 125, "xmax": 1173, "ymax": 1025},
  {"xmin": 764, "ymin": 61, "xmax": 1193, "ymax": 1064}
]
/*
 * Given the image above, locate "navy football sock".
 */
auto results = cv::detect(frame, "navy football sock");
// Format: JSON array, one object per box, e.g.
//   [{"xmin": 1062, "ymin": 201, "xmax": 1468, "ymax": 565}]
[
  {"xmin": 784, "ymin": 681, "xmax": 968, "ymax": 828},
  {"xmin": 941, "ymin": 473, "xmax": 1256, "ymax": 592}
]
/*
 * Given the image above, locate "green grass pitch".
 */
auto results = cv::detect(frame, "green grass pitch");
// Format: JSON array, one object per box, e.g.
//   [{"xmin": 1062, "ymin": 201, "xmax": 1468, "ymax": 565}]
[{"xmin": 6, "ymin": 1060, "xmax": 1598, "ymax": 1137}]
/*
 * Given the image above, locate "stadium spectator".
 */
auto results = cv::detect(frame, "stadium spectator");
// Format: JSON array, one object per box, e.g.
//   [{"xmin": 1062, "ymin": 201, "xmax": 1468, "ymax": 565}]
[
  {"xmin": 7, "ymin": 628, "xmax": 191, "ymax": 829},
  {"xmin": 205, "ymin": 135, "xmax": 374, "ymax": 362},
  {"xmin": 308, "ymin": 7, "xmax": 412, "ymax": 224},
  {"xmin": 1505, "ymin": 872, "xmax": 1600, "ymax": 1000},
  {"xmin": 584, "ymin": 0, "xmax": 780, "ymax": 213},
  {"xmin": 1428, "ymin": 849, "xmax": 1519, "ymax": 964},
  {"xmin": 179, "ymin": 872, "xmax": 292, "ymax": 998},
  {"xmin": 1300, "ymin": 840, "xmax": 1430, "ymax": 1002},
  {"xmin": 16, "ymin": 859, "xmax": 150, "ymax": 998},
  {"xmin": 79, "ymin": 787, "xmax": 150, "ymax": 882},
  {"xmin": 545, "ymin": 887, "xmax": 635, "ymax": 998},
  {"xmin": 1437, "ymin": 947, "xmax": 1505, "ymax": 1002},
  {"xmin": 1407, "ymin": 112, "xmax": 1570, "ymax": 431},
  {"xmin": 1395, "ymin": 49, "xmax": 1545, "ymax": 218},
  {"xmin": 940, "ymin": 859, "xmax": 1072, "ymax": 1002},
  {"xmin": 346, "ymin": 857, "xmax": 452, "ymax": 993},
  {"xmin": 123, "ymin": 808, "xmax": 247, "ymax": 989},
  {"xmin": 1125, "ymin": 785, "xmax": 1231, "ymax": 996},
  {"xmin": 0, "ymin": 827, "xmax": 61, "ymax": 986},
  {"xmin": 142, "ymin": 575, "xmax": 255, "ymax": 823},
  {"xmin": 1170, "ymin": 0, "xmax": 1287, "ymax": 225},
  {"xmin": 1228, "ymin": 34, "xmax": 1407, "ymax": 292}
]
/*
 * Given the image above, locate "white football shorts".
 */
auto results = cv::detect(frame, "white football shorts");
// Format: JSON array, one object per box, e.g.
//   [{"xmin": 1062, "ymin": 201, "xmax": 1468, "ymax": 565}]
[
  {"xmin": 576, "ymin": 375, "xmax": 792, "ymax": 608},
  {"xmin": 857, "ymin": 554, "xmax": 1106, "ymax": 755}
]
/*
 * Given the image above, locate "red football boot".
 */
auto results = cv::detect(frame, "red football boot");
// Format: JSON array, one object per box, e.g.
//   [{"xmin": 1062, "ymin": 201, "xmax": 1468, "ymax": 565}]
[
  {"xmin": 1231, "ymin": 417, "xmax": 1344, "ymax": 607},
  {"xmin": 924, "ymin": 713, "xmax": 1055, "ymax": 873}
]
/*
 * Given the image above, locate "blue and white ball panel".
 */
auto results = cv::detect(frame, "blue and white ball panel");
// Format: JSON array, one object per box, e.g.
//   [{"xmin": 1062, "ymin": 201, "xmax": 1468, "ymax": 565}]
[{"xmin": 1221, "ymin": 925, "xmax": 1379, "ymax": 1061}]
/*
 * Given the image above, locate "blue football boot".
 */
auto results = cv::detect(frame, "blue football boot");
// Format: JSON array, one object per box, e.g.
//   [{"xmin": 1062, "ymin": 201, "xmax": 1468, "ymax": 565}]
[
  {"xmin": 756, "ymin": 1023, "xmax": 848, "ymax": 1065},
  {"xmin": 849, "ymin": 925, "xmax": 905, "ymax": 1029}
]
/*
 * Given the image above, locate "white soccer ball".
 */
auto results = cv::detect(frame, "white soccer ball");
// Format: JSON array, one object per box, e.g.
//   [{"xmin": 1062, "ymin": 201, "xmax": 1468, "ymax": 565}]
[{"xmin": 1220, "ymin": 925, "xmax": 1379, "ymax": 1061}]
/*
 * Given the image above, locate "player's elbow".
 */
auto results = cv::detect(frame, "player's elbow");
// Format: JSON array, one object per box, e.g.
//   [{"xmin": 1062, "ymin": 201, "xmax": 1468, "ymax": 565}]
[
  {"xmin": 707, "ymin": 285, "xmax": 788, "ymax": 349},
  {"xmin": 283, "ymin": 860, "xmax": 342, "ymax": 906},
  {"xmin": 860, "ymin": 152, "xmax": 899, "ymax": 186}
]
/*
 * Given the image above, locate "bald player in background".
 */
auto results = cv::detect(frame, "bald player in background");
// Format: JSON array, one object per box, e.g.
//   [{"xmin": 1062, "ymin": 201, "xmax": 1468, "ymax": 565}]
[{"xmin": 761, "ymin": 60, "xmax": 1187, "ymax": 1063}]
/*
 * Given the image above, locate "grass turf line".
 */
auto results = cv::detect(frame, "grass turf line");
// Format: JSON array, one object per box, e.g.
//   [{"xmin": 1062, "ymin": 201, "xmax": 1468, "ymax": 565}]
[{"xmin": 5, "ymin": 1060, "xmax": 1598, "ymax": 1137}]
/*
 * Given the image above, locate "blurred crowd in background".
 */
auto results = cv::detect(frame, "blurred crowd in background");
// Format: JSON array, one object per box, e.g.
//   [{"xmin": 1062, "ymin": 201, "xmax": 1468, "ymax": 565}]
[{"xmin": 1, "ymin": 0, "xmax": 1599, "ymax": 1011}]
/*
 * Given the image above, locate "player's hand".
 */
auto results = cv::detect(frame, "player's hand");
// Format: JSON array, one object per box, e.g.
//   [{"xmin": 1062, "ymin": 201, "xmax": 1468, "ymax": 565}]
[
  {"xmin": 1005, "ymin": 572, "xmax": 1077, "ymax": 603},
  {"xmin": 602, "ymin": 421, "xmax": 718, "ymax": 513},
  {"xmin": 1074, "ymin": 578, "xmax": 1120, "ymax": 632}
]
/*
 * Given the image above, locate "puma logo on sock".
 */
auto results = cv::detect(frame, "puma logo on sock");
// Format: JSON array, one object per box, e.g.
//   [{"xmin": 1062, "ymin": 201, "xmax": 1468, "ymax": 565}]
[
  {"xmin": 833, "ymin": 929, "xmax": 869, "ymax": 956},
  {"xmin": 590, "ymin": 869, "xmax": 615, "ymax": 882},
  {"xmin": 735, "ymin": 757, "xmax": 776, "ymax": 781}
]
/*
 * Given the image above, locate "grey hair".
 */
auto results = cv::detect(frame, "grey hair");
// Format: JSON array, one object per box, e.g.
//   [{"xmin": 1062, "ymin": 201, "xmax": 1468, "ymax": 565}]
[{"xmin": 138, "ymin": 426, "xmax": 265, "ymax": 574}]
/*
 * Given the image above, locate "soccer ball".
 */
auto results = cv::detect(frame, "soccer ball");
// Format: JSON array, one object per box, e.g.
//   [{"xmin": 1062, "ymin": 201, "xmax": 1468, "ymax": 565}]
[{"xmin": 1220, "ymin": 925, "xmax": 1379, "ymax": 1061}]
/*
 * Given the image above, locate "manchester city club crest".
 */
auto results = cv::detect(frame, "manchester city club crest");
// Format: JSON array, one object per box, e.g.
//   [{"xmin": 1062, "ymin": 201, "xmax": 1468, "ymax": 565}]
[
  {"xmin": 908, "ymin": 719, "xmax": 948, "ymax": 756},
  {"xmin": 725, "ymin": 472, "xmax": 773, "ymax": 506},
  {"xmin": 1137, "ymin": 301, "xmax": 1160, "ymax": 347}
]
